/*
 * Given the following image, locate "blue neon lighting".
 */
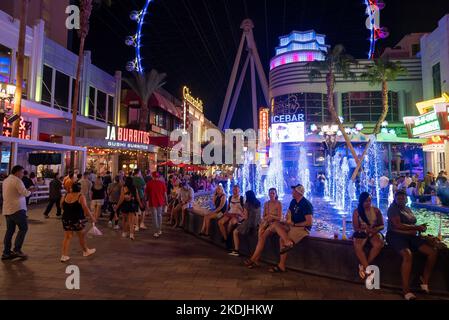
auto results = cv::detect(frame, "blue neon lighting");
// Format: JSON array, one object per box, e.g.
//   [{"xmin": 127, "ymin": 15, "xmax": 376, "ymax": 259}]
[
  {"xmin": 365, "ymin": 0, "xmax": 376, "ymax": 59},
  {"xmin": 135, "ymin": 0, "xmax": 153, "ymax": 74}
]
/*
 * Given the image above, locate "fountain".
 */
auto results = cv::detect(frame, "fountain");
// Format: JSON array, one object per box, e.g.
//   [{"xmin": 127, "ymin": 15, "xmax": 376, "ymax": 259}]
[
  {"xmin": 265, "ymin": 143, "xmax": 285, "ymax": 197},
  {"xmin": 324, "ymin": 155, "xmax": 331, "ymax": 200},
  {"xmin": 335, "ymin": 157, "xmax": 350, "ymax": 213},
  {"xmin": 388, "ymin": 184, "xmax": 394, "ymax": 207},
  {"xmin": 226, "ymin": 178, "xmax": 231, "ymax": 197},
  {"xmin": 298, "ymin": 147, "xmax": 311, "ymax": 198},
  {"xmin": 331, "ymin": 154, "xmax": 342, "ymax": 203}
]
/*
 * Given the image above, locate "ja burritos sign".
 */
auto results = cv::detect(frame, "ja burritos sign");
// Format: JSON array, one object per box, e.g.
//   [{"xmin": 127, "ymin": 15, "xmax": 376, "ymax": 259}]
[{"xmin": 105, "ymin": 125, "xmax": 152, "ymax": 151}]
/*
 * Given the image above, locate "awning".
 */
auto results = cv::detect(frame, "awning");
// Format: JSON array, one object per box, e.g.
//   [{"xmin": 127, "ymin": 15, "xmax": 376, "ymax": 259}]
[{"xmin": 150, "ymin": 92, "xmax": 182, "ymax": 119}]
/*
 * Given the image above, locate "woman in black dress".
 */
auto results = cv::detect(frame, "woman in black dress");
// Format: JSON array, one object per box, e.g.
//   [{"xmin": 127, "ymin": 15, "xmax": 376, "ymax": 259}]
[
  {"xmin": 60, "ymin": 183, "xmax": 97, "ymax": 262},
  {"xmin": 115, "ymin": 177, "xmax": 144, "ymax": 240}
]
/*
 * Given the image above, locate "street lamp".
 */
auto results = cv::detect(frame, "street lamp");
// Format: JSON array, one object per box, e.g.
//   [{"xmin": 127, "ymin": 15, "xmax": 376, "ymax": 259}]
[{"xmin": 320, "ymin": 124, "xmax": 339, "ymax": 157}]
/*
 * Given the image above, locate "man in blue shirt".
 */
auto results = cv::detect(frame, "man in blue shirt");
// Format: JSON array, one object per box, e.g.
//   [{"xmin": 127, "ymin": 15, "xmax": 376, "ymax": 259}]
[{"xmin": 269, "ymin": 184, "xmax": 313, "ymax": 273}]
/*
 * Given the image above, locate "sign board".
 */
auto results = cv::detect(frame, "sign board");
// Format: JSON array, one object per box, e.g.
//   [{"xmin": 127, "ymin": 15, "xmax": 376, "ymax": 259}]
[
  {"xmin": 105, "ymin": 125, "xmax": 152, "ymax": 151},
  {"xmin": 183, "ymin": 86, "xmax": 203, "ymax": 113},
  {"xmin": 259, "ymin": 108, "xmax": 269, "ymax": 146},
  {"xmin": 271, "ymin": 122, "xmax": 305, "ymax": 143},
  {"xmin": 2, "ymin": 116, "xmax": 32, "ymax": 140}
]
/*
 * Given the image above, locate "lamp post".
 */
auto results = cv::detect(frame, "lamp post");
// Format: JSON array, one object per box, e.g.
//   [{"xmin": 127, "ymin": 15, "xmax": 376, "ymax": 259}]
[{"xmin": 320, "ymin": 124, "xmax": 339, "ymax": 157}]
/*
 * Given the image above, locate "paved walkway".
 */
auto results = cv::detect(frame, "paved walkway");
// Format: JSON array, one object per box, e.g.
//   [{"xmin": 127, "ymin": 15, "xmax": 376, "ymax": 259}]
[{"xmin": 0, "ymin": 204, "xmax": 444, "ymax": 300}]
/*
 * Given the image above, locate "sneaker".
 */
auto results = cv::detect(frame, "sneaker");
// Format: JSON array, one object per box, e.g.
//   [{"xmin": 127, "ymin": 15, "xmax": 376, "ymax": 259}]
[
  {"xmin": 44, "ymin": 214, "xmax": 50, "ymax": 219},
  {"xmin": 134, "ymin": 225, "xmax": 140, "ymax": 232},
  {"xmin": 130, "ymin": 234, "xmax": 135, "ymax": 240},
  {"xmin": 1, "ymin": 252, "xmax": 18, "ymax": 261},
  {"xmin": 140, "ymin": 224, "xmax": 147, "ymax": 230},
  {"xmin": 108, "ymin": 221, "xmax": 113, "ymax": 228},
  {"xmin": 83, "ymin": 248, "xmax": 96, "ymax": 257},
  {"xmin": 114, "ymin": 225, "xmax": 120, "ymax": 230},
  {"xmin": 158, "ymin": 230, "xmax": 163, "ymax": 236},
  {"xmin": 228, "ymin": 250, "xmax": 240, "ymax": 257},
  {"xmin": 60, "ymin": 255, "xmax": 71, "ymax": 263},
  {"xmin": 12, "ymin": 251, "xmax": 28, "ymax": 259},
  {"xmin": 153, "ymin": 232, "xmax": 160, "ymax": 238},
  {"xmin": 404, "ymin": 292, "xmax": 417, "ymax": 300},
  {"xmin": 122, "ymin": 232, "xmax": 128, "ymax": 238}
]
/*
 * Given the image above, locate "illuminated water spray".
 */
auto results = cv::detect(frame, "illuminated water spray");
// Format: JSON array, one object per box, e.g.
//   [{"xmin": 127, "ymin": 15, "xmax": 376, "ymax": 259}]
[
  {"xmin": 372, "ymin": 141, "xmax": 381, "ymax": 208},
  {"xmin": 324, "ymin": 155, "xmax": 331, "ymax": 200},
  {"xmin": 388, "ymin": 184, "xmax": 394, "ymax": 207},
  {"xmin": 265, "ymin": 143, "xmax": 285, "ymax": 197},
  {"xmin": 226, "ymin": 178, "xmax": 231, "ymax": 197},
  {"xmin": 336, "ymin": 157, "xmax": 350, "ymax": 212},
  {"xmin": 332, "ymin": 154, "xmax": 342, "ymax": 203},
  {"xmin": 298, "ymin": 147, "xmax": 311, "ymax": 198}
]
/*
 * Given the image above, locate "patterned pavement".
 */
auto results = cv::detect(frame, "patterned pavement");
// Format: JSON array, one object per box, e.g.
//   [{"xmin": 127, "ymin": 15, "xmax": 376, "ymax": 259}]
[{"xmin": 0, "ymin": 204, "xmax": 445, "ymax": 300}]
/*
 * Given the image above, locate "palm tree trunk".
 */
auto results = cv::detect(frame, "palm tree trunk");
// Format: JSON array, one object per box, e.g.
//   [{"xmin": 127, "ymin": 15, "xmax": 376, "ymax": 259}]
[
  {"xmin": 137, "ymin": 102, "xmax": 149, "ymax": 170},
  {"xmin": 351, "ymin": 80, "xmax": 388, "ymax": 180},
  {"xmin": 139, "ymin": 102, "xmax": 149, "ymax": 132},
  {"xmin": 69, "ymin": 35, "xmax": 86, "ymax": 171},
  {"xmin": 11, "ymin": 0, "xmax": 29, "ymax": 138},
  {"xmin": 326, "ymin": 72, "xmax": 360, "ymax": 168}
]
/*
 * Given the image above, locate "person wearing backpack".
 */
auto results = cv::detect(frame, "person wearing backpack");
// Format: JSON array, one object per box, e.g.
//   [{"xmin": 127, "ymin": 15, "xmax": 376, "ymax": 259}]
[{"xmin": 218, "ymin": 185, "xmax": 244, "ymax": 243}]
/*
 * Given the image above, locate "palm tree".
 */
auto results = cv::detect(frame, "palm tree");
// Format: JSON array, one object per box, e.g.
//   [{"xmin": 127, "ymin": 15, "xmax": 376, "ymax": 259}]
[
  {"xmin": 361, "ymin": 57, "xmax": 407, "ymax": 134},
  {"xmin": 348, "ymin": 57, "xmax": 408, "ymax": 179},
  {"xmin": 308, "ymin": 45, "xmax": 360, "ymax": 165},
  {"xmin": 123, "ymin": 70, "xmax": 167, "ymax": 132},
  {"xmin": 11, "ymin": 0, "xmax": 30, "ymax": 139},
  {"xmin": 70, "ymin": 0, "xmax": 111, "ymax": 171}
]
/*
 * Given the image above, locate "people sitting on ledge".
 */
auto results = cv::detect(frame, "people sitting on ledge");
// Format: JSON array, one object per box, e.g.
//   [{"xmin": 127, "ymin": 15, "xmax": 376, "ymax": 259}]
[
  {"xmin": 218, "ymin": 185, "xmax": 244, "ymax": 244},
  {"xmin": 352, "ymin": 192, "xmax": 385, "ymax": 280},
  {"xmin": 266, "ymin": 184, "xmax": 313, "ymax": 273},
  {"xmin": 199, "ymin": 185, "xmax": 227, "ymax": 237},
  {"xmin": 172, "ymin": 181, "xmax": 194, "ymax": 228},
  {"xmin": 245, "ymin": 188, "xmax": 283, "ymax": 269},
  {"xmin": 228, "ymin": 190, "xmax": 261, "ymax": 257},
  {"xmin": 386, "ymin": 189, "xmax": 438, "ymax": 300}
]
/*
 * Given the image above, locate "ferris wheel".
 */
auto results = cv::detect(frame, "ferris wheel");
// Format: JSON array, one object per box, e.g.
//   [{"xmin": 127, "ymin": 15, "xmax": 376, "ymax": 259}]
[
  {"xmin": 125, "ymin": 0, "xmax": 155, "ymax": 73},
  {"xmin": 365, "ymin": 0, "xmax": 389, "ymax": 59}
]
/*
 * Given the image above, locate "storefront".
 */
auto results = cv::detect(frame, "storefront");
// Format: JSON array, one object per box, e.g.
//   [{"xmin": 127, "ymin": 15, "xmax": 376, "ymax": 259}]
[
  {"xmin": 404, "ymin": 94, "xmax": 449, "ymax": 174},
  {"xmin": 82, "ymin": 124, "xmax": 159, "ymax": 175}
]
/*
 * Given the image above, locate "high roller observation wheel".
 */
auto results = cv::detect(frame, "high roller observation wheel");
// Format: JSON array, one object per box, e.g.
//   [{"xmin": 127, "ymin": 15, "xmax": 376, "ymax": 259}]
[
  {"xmin": 364, "ymin": 0, "xmax": 389, "ymax": 59},
  {"xmin": 125, "ymin": 0, "xmax": 154, "ymax": 74}
]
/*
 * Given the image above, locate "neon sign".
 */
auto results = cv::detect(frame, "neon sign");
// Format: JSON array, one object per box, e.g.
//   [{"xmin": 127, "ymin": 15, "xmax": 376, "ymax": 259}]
[
  {"xmin": 412, "ymin": 121, "xmax": 440, "ymax": 136},
  {"xmin": 183, "ymin": 86, "xmax": 204, "ymax": 113},
  {"xmin": 259, "ymin": 108, "xmax": 269, "ymax": 145},
  {"xmin": 2, "ymin": 117, "xmax": 32, "ymax": 140},
  {"xmin": 106, "ymin": 125, "xmax": 150, "ymax": 145}
]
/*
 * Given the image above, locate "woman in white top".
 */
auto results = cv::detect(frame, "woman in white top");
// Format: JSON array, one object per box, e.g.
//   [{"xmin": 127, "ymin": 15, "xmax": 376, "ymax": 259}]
[
  {"xmin": 245, "ymin": 188, "xmax": 282, "ymax": 268},
  {"xmin": 218, "ymin": 185, "xmax": 244, "ymax": 241}
]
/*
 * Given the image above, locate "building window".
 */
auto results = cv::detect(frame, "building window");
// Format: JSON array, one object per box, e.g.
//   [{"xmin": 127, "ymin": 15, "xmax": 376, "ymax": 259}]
[
  {"xmin": 272, "ymin": 93, "xmax": 329, "ymax": 124},
  {"xmin": 432, "ymin": 63, "xmax": 442, "ymax": 98},
  {"xmin": 411, "ymin": 44, "xmax": 420, "ymax": 56},
  {"xmin": 41, "ymin": 65, "xmax": 53, "ymax": 107},
  {"xmin": 342, "ymin": 91, "xmax": 399, "ymax": 123},
  {"xmin": 0, "ymin": 44, "xmax": 12, "ymax": 83},
  {"xmin": 107, "ymin": 95, "xmax": 114, "ymax": 124},
  {"xmin": 96, "ymin": 90, "xmax": 107, "ymax": 123},
  {"xmin": 88, "ymin": 86, "xmax": 96, "ymax": 119},
  {"xmin": 54, "ymin": 71, "xmax": 70, "ymax": 111}
]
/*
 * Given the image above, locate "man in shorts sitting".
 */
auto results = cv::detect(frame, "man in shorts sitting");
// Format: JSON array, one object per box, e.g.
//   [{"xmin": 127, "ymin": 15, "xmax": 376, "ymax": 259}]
[{"xmin": 269, "ymin": 184, "xmax": 313, "ymax": 273}]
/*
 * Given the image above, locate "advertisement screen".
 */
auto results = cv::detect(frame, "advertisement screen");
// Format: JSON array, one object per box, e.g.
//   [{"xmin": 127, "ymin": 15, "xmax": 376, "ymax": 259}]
[{"xmin": 271, "ymin": 122, "xmax": 305, "ymax": 143}]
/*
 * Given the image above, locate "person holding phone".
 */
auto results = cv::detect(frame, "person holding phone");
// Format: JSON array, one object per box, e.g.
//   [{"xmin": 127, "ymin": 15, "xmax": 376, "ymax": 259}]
[
  {"xmin": 386, "ymin": 190, "xmax": 438, "ymax": 300},
  {"xmin": 352, "ymin": 192, "xmax": 384, "ymax": 280}
]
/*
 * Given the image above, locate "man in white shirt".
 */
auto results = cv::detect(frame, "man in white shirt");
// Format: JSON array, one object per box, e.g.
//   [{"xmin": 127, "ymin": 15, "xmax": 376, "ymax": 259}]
[
  {"xmin": 2, "ymin": 166, "xmax": 35, "ymax": 260},
  {"xmin": 173, "ymin": 181, "xmax": 194, "ymax": 228}
]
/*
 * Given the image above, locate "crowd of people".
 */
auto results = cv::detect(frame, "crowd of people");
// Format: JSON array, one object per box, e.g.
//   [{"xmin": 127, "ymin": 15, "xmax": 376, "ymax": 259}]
[{"xmin": 0, "ymin": 165, "xmax": 444, "ymax": 300}]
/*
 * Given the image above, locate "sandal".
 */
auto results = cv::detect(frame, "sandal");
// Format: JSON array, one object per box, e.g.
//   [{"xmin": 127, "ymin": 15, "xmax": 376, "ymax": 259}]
[
  {"xmin": 280, "ymin": 241, "xmax": 295, "ymax": 255},
  {"xmin": 404, "ymin": 292, "xmax": 417, "ymax": 300},
  {"xmin": 244, "ymin": 259, "xmax": 259, "ymax": 269},
  {"xmin": 269, "ymin": 266, "xmax": 286, "ymax": 273},
  {"xmin": 420, "ymin": 276, "xmax": 430, "ymax": 294}
]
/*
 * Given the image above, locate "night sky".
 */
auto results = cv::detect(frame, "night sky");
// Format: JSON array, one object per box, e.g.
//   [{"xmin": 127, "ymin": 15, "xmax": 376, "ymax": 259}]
[{"xmin": 82, "ymin": 0, "xmax": 449, "ymax": 129}]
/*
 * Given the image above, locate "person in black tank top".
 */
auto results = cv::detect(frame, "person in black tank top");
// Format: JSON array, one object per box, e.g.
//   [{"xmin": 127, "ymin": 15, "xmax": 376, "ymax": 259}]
[
  {"xmin": 200, "ymin": 185, "xmax": 227, "ymax": 236},
  {"xmin": 60, "ymin": 183, "xmax": 96, "ymax": 263}
]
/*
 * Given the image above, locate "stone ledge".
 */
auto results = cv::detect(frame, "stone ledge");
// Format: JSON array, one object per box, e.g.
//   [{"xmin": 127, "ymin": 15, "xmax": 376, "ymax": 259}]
[{"xmin": 184, "ymin": 210, "xmax": 449, "ymax": 295}]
